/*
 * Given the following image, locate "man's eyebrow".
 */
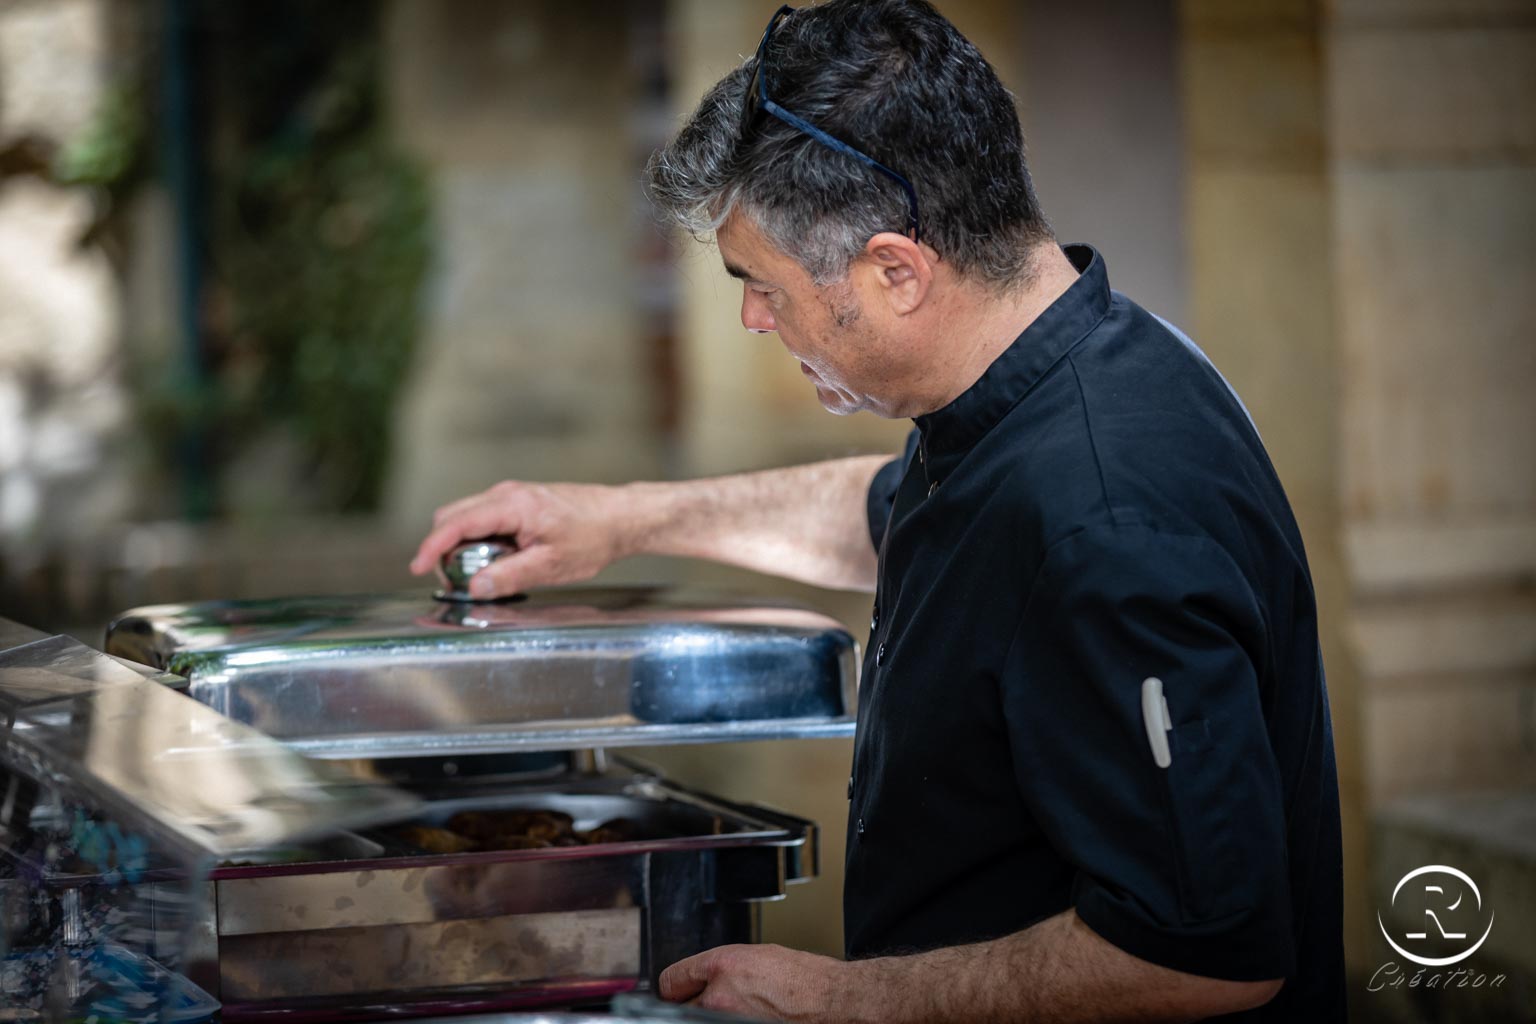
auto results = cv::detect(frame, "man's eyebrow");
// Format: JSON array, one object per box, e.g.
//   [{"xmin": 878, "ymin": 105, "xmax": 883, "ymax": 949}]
[{"xmin": 722, "ymin": 259, "xmax": 750, "ymax": 281}]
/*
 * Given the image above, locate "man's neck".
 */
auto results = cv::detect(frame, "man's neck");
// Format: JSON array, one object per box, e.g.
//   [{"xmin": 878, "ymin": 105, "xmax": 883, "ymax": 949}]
[{"xmin": 909, "ymin": 243, "xmax": 1081, "ymax": 417}]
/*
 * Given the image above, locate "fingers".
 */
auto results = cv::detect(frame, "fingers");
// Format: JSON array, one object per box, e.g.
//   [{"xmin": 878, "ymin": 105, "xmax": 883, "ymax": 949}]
[
  {"xmin": 410, "ymin": 490, "xmax": 521, "ymax": 575},
  {"xmin": 470, "ymin": 545, "xmax": 561, "ymax": 598},
  {"xmin": 432, "ymin": 492, "xmax": 485, "ymax": 526},
  {"xmin": 659, "ymin": 950, "xmax": 712, "ymax": 1004}
]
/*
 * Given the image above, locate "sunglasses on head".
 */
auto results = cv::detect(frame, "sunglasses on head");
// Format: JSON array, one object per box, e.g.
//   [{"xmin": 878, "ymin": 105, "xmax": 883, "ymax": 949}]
[{"xmin": 739, "ymin": 4, "xmax": 925, "ymax": 243}]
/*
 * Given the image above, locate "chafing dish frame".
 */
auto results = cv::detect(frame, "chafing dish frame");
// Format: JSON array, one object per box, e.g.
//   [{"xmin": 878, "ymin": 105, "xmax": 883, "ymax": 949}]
[{"xmin": 7, "ymin": 765, "xmax": 820, "ymax": 1020}]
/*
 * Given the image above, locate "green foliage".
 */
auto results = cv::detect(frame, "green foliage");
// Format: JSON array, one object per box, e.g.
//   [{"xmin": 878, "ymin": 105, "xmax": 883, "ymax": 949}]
[
  {"xmin": 53, "ymin": 2, "xmax": 431, "ymax": 516},
  {"xmin": 207, "ymin": 8, "xmax": 431, "ymax": 513},
  {"xmin": 218, "ymin": 133, "xmax": 430, "ymax": 510},
  {"xmin": 53, "ymin": 84, "xmax": 145, "ymax": 189}
]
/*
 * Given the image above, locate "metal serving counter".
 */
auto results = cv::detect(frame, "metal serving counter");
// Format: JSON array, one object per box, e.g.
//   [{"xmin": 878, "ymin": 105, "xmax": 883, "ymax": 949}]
[
  {"xmin": 1, "ymin": 576, "xmax": 857, "ymax": 1021},
  {"xmin": 0, "ymin": 624, "xmax": 418, "ymax": 1021}
]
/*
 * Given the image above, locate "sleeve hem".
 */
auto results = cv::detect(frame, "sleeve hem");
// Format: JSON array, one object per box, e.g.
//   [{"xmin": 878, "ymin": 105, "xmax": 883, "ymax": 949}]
[{"xmin": 1075, "ymin": 888, "xmax": 1294, "ymax": 983}]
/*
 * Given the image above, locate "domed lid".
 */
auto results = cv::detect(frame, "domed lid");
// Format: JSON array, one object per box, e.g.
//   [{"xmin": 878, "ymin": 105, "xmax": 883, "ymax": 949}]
[{"xmin": 104, "ymin": 586, "xmax": 859, "ymax": 760}]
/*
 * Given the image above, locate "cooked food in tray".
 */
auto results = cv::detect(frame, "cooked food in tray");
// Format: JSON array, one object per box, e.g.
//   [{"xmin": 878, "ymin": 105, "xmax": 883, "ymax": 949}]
[
  {"xmin": 391, "ymin": 824, "xmax": 477, "ymax": 855},
  {"xmin": 389, "ymin": 808, "xmax": 650, "ymax": 853},
  {"xmin": 448, "ymin": 808, "xmax": 575, "ymax": 842}
]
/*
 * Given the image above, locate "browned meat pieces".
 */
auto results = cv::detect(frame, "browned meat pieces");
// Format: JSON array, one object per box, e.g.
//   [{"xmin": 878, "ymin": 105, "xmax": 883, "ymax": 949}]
[
  {"xmin": 394, "ymin": 825, "xmax": 477, "ymax": 855},
  {"xmin": 579, "ymin": 817, "xmax": 643, "ymax": 845},
  {"xmin": 393, "ymin": 808, "xmax": 651, "ymax": 854},
  {"xmin": 478, "ymin": 834, "xmax": 553, "ymax": 851},
  {"xmin": 446, "ymin": 809, "xmax": 575, "ymax": 843}
]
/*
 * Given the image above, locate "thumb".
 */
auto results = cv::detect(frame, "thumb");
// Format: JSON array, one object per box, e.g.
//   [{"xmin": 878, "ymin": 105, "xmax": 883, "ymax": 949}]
[
  {"xmin": 659, "ymin": 953, "xmax": 711, "ymax": 1003},
  {"xmin": 471, "ymin": 545, "xmax": 560, "ymax": 598}
]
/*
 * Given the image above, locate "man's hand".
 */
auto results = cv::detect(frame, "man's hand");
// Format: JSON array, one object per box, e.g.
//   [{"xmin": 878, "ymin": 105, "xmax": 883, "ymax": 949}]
[
  {"xmin": 658, "ymin": 912, "xmax": 1282, "ymax": 1024},
  {"xmin": 409, "ymin": 456, "xmax": 890, "ymax": 597},
  {"xmin": 410, "ymin": 481, "xmax": 635, "ymax": 598},
  {"xmin": 659, "ymin": 944, "xmax": 853, "ymax": 1023}
]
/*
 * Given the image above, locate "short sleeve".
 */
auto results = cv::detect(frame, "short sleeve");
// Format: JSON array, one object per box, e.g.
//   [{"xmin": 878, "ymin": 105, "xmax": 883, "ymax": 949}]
[
  {"xmin": 1003, "ymin": 525, "xmax": 1294, "ymax": 982},
  {"xmin": 865, "ymin": 429, "xmax": 920, "ymax": 552}
]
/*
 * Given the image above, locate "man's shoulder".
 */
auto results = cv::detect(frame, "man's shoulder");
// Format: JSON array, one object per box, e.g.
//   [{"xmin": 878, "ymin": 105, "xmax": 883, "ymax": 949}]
[{"xmin": 978, "ymin": 300, "xmax": 1296, "ymax": 560}]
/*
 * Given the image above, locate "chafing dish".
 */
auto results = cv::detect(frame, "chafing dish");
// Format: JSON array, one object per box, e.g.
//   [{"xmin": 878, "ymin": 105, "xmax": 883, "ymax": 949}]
[
  {"xmin": 1, "ymin": 572, "xmax": 856, "ymax": 1020},
  {"xmin": 104, "ymin": 585, "xmax": 857, "ymax": 757}
]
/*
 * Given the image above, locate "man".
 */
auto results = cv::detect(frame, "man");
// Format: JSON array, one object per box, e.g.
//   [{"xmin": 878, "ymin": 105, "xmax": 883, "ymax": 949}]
[{"xmin": 411, "ymin": 1, "xmax": 1346, "ymax": 1020}]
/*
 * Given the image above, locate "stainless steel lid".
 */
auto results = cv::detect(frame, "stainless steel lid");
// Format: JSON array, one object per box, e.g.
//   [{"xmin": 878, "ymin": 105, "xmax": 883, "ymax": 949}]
[
  {"xmin": 104, "ymin": 586, "xmax": 859, "ymax": 759},
  {"xmin": 0, "ymin": 624, "xmax": 420, "ymax": 857}
]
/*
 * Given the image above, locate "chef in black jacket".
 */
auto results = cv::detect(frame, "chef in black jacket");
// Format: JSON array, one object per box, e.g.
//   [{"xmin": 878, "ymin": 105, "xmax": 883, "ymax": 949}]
[{"xmin": 413, "ymin": 2, "xmax": 1345, "ymax": 1020}]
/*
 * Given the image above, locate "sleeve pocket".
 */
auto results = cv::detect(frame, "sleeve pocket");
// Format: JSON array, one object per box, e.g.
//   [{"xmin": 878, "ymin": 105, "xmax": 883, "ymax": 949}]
[{"xmin": 1162, "ymin": 715, "xmax": 1246, "ymax": 923}]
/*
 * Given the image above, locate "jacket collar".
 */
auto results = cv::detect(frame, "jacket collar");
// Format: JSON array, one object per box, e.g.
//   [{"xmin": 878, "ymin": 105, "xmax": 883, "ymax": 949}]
[{"xmin": 913, "ymin": 244, "xmax": 1110, "ymax": 468}]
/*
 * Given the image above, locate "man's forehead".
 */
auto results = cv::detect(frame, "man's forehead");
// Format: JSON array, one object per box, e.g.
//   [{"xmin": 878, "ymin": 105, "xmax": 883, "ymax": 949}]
[
  {"xmin": 715, "ymin": 214, "xmax": 754, "ymax": 265},
  {"xmin": 717, "ymin": 213, "xmax": 788, "ymax": 285}
]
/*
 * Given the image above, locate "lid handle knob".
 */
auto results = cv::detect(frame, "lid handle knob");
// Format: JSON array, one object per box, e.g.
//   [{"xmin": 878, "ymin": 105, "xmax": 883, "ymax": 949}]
[{"xmin": 436, "ymin": 537, "xmax": 518, "ymax": 602}]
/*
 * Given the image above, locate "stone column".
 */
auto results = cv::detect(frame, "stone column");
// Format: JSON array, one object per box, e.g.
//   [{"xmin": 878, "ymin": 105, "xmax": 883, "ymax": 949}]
[
  {"xmin": 382, "ymin": 0, "xmax": 662, "ymax": 530},
  {"xmin": 1178, "ymin": 0, "xmax": 1371, "ymax": 967},
  {"xmin": 1328, "ymin": 0, "xmax": 1536, "ymax": 803},
  {"xmin": 1328, "ymin": 0, "xmax": 1536, "ymax": 1004}
]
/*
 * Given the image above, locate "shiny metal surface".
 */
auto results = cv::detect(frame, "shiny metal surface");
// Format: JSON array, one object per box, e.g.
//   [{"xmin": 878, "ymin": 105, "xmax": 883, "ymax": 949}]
[
  {"xmin": 0, "ymin": 617, "xmax": 48, "ymax": 654},
  {"xmin": 0, "ymin": 633, "xmax": 419, "ymax": 857},
  {"xmin": 104, "ymin": 586, "xmax": 859, "ymax": 758},
  {"xmin": 200, "ymin": 772, "xmax": 809, "ymax": 1017},
  {"xmin": 221, "ymin": 908, "xmax": 641, "ymax": 1001},
  {"xmin": 437, "ymin": 536, "xmax": 518, "ymax": 601},
  {"xmin": 1, "ymin": 609, "xmax": 829, "ymax": 1020},
  {"xmin": 609, "ymin": 994, "xmax": 770, "ymax": 1023},
  {"xmin": 401, "ymin": 991, "xmax": 765, "ymax": 1022}
]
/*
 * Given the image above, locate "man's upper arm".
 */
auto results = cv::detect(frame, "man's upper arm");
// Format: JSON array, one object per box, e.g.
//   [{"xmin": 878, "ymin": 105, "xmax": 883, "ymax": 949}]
[{"xmin": 1002, "ymin": 524, "xmax": 1295, "ymax": 983}]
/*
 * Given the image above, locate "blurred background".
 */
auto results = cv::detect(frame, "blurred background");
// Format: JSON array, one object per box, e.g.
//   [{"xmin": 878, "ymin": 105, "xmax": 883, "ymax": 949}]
[{"xmin": 0, "ymin": 0, "xmax": 1531, "ymax": 1019}]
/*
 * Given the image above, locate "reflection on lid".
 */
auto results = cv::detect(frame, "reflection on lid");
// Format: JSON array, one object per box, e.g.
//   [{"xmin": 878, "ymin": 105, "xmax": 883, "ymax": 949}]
[{"xmin": 0, "ymin": 635, "xmax": 418, "ymax": 857}]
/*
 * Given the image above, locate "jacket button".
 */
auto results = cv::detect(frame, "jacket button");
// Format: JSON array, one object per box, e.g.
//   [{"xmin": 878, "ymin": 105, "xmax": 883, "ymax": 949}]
[
  {"xmin": 870, "ymin": 604, "xmax": 880, "ymax": 631},
  {"xmin": 857, "ymin": 817, "xmax": 866, "ymax": 837},
  {"xmin": 876, "ymin": 643, "xmax": 887, "ymax": 666},
  {"xmin": 847, "ymin": 776, "xmax": 854, "ymax": 799}
]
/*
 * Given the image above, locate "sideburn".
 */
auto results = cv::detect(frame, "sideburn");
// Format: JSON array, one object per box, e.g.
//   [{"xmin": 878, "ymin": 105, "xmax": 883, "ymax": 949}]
[{"xmin": 826, "ymin": 287, "xmax": 863, "ymax": 329}]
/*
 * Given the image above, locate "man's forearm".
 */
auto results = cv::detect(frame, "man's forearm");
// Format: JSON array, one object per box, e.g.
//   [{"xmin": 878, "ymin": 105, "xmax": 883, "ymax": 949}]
[
  {"xmin": 838, "ymin": 910, "xmax": 1281, "ymax": 1024},
  {"xmin": 621, "ymin": 456, "xmax": 887, "ymax": 592}
]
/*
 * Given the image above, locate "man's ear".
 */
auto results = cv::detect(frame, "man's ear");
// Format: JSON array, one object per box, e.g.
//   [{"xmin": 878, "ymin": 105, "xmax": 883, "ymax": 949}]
[{"xmin": 861, "ymin": 232, "xmax": 936, "ymax": 316}]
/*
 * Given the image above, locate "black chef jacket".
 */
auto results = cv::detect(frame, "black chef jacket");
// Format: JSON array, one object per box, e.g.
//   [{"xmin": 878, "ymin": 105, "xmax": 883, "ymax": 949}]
[{"xmin": 848, "ymin": 245, "xmax": 1345, "ymax": 1022}]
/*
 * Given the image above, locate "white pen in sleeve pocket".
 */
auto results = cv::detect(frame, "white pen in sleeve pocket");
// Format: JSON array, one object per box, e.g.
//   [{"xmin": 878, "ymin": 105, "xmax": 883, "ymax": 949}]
[{"xmin": 1141, "ymin": 676, "xmax": 1173, "ymax": 768}]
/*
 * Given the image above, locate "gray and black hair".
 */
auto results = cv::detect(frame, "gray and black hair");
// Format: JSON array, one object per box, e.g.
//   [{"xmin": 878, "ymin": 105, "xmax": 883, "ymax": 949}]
[{"xmin": 646, "ymin": 0, "xmax": 1052, "ymax": 288}]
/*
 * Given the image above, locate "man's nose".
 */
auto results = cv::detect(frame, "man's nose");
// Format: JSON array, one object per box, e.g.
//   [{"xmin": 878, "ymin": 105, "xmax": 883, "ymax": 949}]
[{"xmin": 740, "ymin": 290, "xmax": 775, "ymax": 334}]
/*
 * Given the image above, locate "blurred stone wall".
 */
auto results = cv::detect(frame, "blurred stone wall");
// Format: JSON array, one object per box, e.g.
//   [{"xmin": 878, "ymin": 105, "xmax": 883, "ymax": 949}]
[
  {"xmin": 1329, "ymin": 0, "xmax": 1536, "ymax": 1016},
  {"xmin": 0, "ymin": 0, "xmax": 130, "ymax": 565},
  {"xmin": 1178, "ymin": 0, "xmax": 1368, "ymax": 969},
  {"xmin": 1183, "ymin": 0, "xmax": 1536, "ymax": 1011},
  {"xmin": 381, "ymin": 0, "xmax": 665, "ymax": 534},
  {"xmin": 1020, "ymin": 0, "xmax": 1187, "ymax": 326},
  {"xmin": 1330, "ymin": 0, "xmax": 1536, "ymax": 805}
]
